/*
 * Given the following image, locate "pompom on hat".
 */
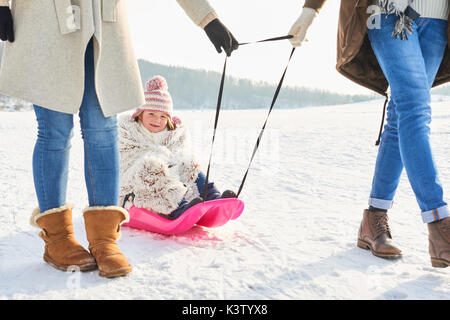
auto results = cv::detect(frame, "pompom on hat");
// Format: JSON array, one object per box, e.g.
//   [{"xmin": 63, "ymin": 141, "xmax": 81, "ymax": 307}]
[{"xmin": 132, "ymin": 75, "xmax": 174, "ymax": 119}]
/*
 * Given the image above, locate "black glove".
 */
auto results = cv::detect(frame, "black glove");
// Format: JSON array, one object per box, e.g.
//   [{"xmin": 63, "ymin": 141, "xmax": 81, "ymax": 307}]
[
  {"xmin": 0, "ymin": 6, "xmax": 14, "ymax": 42},
  {"xmin": 204, "ymin": 19, "xmax": 238, "ymax": 57}
]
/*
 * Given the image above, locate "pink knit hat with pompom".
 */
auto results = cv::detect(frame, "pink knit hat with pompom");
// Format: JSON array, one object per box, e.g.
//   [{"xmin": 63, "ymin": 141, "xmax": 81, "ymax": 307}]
[{"xmin": 132, "ymin": 75, "xmax": 174, "ymax": 119}]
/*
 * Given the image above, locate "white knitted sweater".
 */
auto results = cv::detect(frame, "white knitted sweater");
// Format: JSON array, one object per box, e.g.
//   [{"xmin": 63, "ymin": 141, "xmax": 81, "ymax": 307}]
[
  {"xmin": 411, "ymin": 0, "xmax": 449, "ymax": 20},
  {"xmin": 373, "ymin": 0, "xmax": 449, "ymax": 20}
]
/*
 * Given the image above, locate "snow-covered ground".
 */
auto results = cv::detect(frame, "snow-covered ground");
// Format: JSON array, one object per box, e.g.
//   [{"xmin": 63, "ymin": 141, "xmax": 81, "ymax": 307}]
[{"xmin": 0, "ymin": 100, "xmax": 449, "ymax": 300}]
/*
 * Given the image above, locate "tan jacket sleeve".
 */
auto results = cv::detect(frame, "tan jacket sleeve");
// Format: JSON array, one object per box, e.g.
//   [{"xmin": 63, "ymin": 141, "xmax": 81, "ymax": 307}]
[
  {"xmin": 0, "ymin": 0, "xmax": 9, "ymax": 7},
  {"xmin": 176, "ymin": 0, "xmax": 218, "ymax": 28},
  {"xmin": 303, "ymin": 0, "xmax": 327, "ymax": 12}
]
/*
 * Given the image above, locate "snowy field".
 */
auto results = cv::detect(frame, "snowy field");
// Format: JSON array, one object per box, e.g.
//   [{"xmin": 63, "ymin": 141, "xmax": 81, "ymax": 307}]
[{"xmin": 0, "ymin": 98, "xmax": 449, "ymax": 300}]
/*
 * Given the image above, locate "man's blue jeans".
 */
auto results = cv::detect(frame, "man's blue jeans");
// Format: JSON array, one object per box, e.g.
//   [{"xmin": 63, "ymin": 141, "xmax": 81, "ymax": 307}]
[
  {"xmin": 367, "ymin": 14, "xmax": 449, "ymax": 223},
  {"xmin": 32, "ymin": 37, "xmax": 120, "ymax": 212}
]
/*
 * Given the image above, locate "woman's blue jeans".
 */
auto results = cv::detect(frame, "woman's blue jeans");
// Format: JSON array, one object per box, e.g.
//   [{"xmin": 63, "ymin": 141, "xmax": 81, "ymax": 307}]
[
  {"xmin": 367, "ymin": 14, "xmax": 449, "ymax": 223},
  {"xmin": 32, "ymin": 37, "xmax": 120, "ymax": 212}
]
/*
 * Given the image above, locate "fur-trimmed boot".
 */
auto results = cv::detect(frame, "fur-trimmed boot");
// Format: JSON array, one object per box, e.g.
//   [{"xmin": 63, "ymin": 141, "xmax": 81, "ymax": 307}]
[
  {"xmin": 30, "ymin": 204, "xmax": 97, "ymax": 271},
  {"xmin": 83, "ymin": 206, "xmax": 132, "ymax": 278}
]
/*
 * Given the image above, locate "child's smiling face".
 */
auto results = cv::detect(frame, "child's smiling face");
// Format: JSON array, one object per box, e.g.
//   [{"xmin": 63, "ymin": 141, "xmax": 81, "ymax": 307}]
[{"xmin": 140, "ymin": 110, "xmax": 168, "ymax": 133}]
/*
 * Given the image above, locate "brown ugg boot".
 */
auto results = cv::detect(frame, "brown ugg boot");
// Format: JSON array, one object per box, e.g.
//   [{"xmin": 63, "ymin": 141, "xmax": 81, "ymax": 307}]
[
  {"xmin": 428, "ymin": 217, "xmax": 450, "ymax": 268},
  {"xmin": 30, "ymin": 204, "xmax": 97, "ymax": 271},
  {"xmin": 83, "ymin": 206, "xmax": 132, "ymax": 278},
  {"xmin": 357, "ymin": 209, "xmax": 402, "ymax": 259}
]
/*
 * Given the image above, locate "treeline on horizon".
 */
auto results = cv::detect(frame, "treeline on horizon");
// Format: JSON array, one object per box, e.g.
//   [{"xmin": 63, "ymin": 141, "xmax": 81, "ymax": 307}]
[
  {"xmin": 138, "ymin": 60, "xmax": 378, "ymax": 110},
  {"xmin": 5, "ymin": 36, "xmax": 450, "ymax": 110}
]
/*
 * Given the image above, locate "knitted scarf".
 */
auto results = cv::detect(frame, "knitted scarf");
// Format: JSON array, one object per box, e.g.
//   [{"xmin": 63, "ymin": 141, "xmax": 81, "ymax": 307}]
[{"xmin": 379, "ymin": 0, "xmax": 420, "ymax": 40}]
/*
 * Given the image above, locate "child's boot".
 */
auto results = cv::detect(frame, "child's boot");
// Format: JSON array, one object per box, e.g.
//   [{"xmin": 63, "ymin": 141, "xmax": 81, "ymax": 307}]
[
  {"xmin": 203, "ymin": 182, "xmax": 222, "ymax": 201},
  {"xmin": 202, "ymin": 182, "xmax": 238, "ymax": 201},
  {"xmin": 221, "ymin": 190, "xmax": 237, "ymax": 198},
  {"xmin": 169, "ymin": 197, "xmax": 203, "ymax": 220}
]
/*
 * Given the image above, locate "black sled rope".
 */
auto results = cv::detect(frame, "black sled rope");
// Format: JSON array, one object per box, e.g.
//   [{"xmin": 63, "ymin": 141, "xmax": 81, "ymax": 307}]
[{"xmin": 201, "ymin": 35, "xmax": 295, "ymax": 200}]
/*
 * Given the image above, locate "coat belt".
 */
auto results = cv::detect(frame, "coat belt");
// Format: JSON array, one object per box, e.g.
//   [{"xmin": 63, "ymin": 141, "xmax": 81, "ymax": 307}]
[{"xmin": 54, "ymin": 0, "xmax": 117, "ymax": 35}]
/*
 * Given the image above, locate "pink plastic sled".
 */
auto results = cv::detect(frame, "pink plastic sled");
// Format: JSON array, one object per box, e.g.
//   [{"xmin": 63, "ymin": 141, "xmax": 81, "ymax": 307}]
[{"xmin": 122, "ymin": 198, "xmax": 245, "ymax": 235}]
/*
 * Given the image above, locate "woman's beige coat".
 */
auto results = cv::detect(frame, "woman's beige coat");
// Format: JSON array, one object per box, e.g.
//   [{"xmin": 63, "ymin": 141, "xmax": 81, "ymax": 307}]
[{"xmin": 0, "ymin": 0, "xmax": 216, "ymax": 116}]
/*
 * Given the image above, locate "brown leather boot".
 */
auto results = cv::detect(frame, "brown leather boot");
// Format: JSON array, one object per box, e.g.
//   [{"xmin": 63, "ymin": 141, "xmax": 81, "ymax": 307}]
[
  {"xmin": 30, "ymin": 204, "xmax": 97, "ymax": 271},
  {"xmin": 428, "ymin": 217, "xmax": 450, "ymax": 268},
  {"xmin": 357, "ymin": 209, "xmax": 402, "ymax": 259},
  {"xmin": 83, "ymin": 206, "xmax": 132, "ymax": 278}
]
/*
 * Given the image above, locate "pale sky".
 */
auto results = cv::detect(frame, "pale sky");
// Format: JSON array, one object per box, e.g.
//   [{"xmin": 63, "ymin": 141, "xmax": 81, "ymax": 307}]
[{"xmin": 126, "ymin": 0, "xmax": 375, "ymax": 96}]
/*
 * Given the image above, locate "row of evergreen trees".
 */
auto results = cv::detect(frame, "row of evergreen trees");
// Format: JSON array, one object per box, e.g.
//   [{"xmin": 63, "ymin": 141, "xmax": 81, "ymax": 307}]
[
  {"xmin": 5, "ymin": 41, "xmax": 450, "ymax": 110},
  {"xmin": 138, "ymin": 60, "xmax": 376, "ymax": 110}
]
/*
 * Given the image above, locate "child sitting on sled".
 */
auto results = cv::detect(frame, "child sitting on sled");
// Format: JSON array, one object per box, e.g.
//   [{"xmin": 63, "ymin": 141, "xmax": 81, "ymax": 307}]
[{"xmin": 118, "ymin": 75, "xmax": 236, "ymax": 220}]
